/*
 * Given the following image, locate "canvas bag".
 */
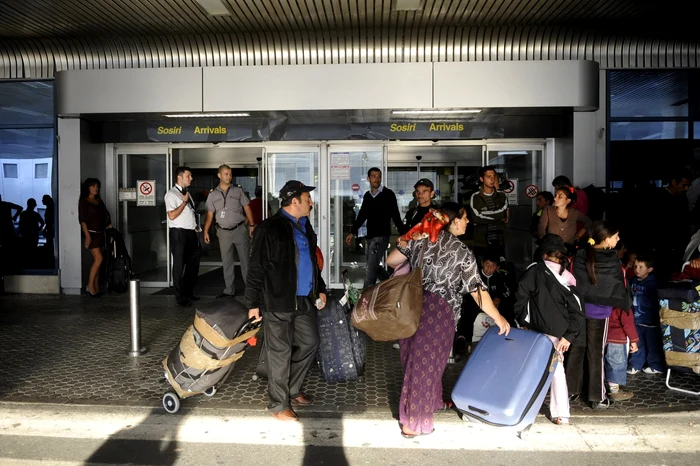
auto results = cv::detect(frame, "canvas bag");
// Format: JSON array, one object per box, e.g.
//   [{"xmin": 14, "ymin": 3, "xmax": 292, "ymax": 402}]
[{"xmin": 350, "ymin": 239, "xmax": 426, "ymax": 341}]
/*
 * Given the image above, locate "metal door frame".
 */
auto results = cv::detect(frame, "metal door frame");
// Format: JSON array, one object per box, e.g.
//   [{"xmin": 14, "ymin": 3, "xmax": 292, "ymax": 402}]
[{"xmin": 114, "ymin": 143, "xmax": 172, "ymax": 288}]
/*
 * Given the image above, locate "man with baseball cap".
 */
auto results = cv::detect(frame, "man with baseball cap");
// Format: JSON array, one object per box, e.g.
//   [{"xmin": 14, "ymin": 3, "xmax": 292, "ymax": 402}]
[
  {"xmin": 246, "ymin": 180, "xmax": 327, "ymax": 422},
  {"xmin": 404, "ymin": 178, "xmax": 438, "ymax": 229}
]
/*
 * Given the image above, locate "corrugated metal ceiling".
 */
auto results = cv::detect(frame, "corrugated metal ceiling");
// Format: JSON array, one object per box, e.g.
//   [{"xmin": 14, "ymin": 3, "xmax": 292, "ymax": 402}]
[{"xmin": 0, "ymin": 0, "xmax": 683, "ymax": 39}]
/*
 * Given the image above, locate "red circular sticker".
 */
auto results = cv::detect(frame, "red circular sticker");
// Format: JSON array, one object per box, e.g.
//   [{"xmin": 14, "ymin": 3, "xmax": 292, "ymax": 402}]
[
  {"xmin": 502, "ymin": 180, "xmax": 515, "ymax": 193},
  {"xmin": 139, "ymin": 182, "xmax": 153, "ymax": 195},
  {"xmin": 352, "ymin": 183, "xmax": 360, "ymax": 192},
  {"xmin": 525, "ymin": 184, "xmax": 539, "ymax": 198}
]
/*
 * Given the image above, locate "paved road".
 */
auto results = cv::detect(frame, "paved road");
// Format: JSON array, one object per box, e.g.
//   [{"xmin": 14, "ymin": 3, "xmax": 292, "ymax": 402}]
[{"xmin": 0, "ymin": 402, "xmax": 697, "ymax": 465}]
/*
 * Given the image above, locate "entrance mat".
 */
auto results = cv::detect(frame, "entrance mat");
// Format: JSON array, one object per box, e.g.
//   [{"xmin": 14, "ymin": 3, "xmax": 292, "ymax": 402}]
[{"xmin": 150, "ymin": 267, "xmax": 245, "ymax": 297}]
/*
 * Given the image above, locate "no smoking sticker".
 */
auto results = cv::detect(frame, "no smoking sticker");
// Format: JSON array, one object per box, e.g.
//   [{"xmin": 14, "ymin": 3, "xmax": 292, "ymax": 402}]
[
  {"xmin": 137, "ymin": 180, "xmax": 156, "ymax": 206},
  {"xmin": 525, "ymin": 184, "xmax": 539, "ymax": 198}
]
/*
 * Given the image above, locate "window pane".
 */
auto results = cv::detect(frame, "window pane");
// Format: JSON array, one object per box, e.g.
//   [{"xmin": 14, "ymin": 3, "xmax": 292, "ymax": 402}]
[
  {"xmin": 3, "ymin": 163, "xmax": 18, "ymax": 178},
  {"xmin": 610, "ymin": 121, "xmax": 688, "ymax": 140},
  {"xmin": 0, "ymin": 81, "xmax": 54, "ymax": 126},
  {"xmin": 610, "ymin": 71, "xmax": 688, "ymax": 118},
  {"xmin": 35, "ymin": 163, "xmax": 48, "ymax": 178}
]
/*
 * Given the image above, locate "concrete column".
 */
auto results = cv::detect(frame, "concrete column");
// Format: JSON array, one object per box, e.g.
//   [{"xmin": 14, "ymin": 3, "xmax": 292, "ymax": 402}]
[
  {"xmin": 57, "ymin": 118, "xmax": 82, "ymax": 294},
  {"xmin": 573, "ymin": 69, "xmax": 607, "ymax": 188}
]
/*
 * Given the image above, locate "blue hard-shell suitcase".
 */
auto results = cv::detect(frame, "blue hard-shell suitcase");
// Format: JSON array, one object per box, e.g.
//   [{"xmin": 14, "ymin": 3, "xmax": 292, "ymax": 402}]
[
  {"xmin": 451, "ymin": 326, "xmax": 556, "ymax": 436},
  {"xmin": 316, "ymin": 290, "xmax": 367, "ymax": 382}
]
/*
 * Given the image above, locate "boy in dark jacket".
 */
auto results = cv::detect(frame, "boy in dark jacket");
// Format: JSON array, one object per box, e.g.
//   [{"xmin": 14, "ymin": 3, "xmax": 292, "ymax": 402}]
[
  {"xmin": 628, "ymin": 255, "xmax": 666, "ymax": 374},
  {"xmin": 480, "ymin": 253, "xmax": 515, "ymax": 325},
  {"xmin": 514, "ymin": 234, "xmax": 585, "ymax": 425}
]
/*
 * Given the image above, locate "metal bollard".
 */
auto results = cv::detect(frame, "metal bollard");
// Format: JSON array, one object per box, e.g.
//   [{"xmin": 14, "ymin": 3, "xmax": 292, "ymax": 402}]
[{"xmin": 126, "ymin": 279, "xmax": 147, "ymax": 357}]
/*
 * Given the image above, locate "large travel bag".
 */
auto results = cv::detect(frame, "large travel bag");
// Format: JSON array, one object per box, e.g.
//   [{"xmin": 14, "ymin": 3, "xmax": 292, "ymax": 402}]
[
  {"xmin": 316, "ymin": 289, "xmax": 367, "ymax": 382},
  {"xmin": 451, "ymin": 327, "xmax": 557, "ymax": 437},
  {"xmin": 162, "ymin": 296, "xmax": 261, "ymax": 413}
]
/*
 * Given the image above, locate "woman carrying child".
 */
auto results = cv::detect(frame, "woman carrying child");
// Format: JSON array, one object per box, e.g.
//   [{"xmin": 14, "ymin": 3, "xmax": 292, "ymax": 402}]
[
  {"xmin": 514, "ymin": 234, "xmax": 585, "ymax": 425},
  {"xmin": 568, "ymin": 221, "xmax": 632, "ymax": 410}
]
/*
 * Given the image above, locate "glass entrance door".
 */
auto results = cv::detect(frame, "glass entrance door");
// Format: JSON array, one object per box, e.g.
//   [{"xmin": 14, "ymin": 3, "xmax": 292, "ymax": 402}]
[
  {"xmin": 116, "ymin": 147, "xmax": 171, "ymax": 286},
  {"xmin": 328, "ymin": 147, "xmax": 384, "ymax": 286},
  {"xmin": 486, "ymin": 145, "xmax": 544, "ymax": 272}
]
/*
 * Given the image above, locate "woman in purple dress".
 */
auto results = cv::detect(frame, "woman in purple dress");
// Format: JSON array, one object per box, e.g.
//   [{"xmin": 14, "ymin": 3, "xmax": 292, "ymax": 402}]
[{"xmin": 387, "ymin": 202, "xmax": 510, "ymax": 438}]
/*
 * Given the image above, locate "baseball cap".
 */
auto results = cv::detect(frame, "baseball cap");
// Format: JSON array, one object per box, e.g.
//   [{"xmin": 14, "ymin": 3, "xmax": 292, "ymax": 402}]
[
  {"xmin": 414, "ymin": 178, "xmax": 435, "ymax": 190},
  {"xmin": 279, "ymin": 180, "xmax": 315, "ymax": 201}
]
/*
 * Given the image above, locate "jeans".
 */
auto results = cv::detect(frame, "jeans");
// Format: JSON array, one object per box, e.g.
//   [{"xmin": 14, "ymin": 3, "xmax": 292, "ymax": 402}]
[
  {"xmin": 604, "ymin": 343, "xmax": 628, "ymax": 386},
  {"xmin": 364, "ymin": 236, "xmax": 390, "ymax": 288},
  {"xmin": 628, "ymin": 325, "xmax": 665, "ymax": 372}
]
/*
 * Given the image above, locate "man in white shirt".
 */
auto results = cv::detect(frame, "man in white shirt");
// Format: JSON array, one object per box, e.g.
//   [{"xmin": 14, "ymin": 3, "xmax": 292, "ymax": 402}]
[{"xmin": 164, "ymin": 166, "xmax": 201, "ymax": 306}]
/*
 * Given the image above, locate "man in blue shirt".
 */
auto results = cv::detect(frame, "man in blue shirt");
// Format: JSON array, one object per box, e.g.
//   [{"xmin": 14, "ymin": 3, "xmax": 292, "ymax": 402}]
[{"xmin": 246, "ymin": 180, "xmax": 327, "ymax": 422}]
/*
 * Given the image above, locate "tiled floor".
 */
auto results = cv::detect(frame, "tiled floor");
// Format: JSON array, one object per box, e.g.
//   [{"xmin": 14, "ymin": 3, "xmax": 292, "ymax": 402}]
[{"xmin": 1, "ymin": 293, "xmax": 699, "ymax": 416}]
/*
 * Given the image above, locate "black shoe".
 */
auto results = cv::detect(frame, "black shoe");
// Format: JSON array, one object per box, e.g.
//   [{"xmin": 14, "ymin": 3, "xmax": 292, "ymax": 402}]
[
  {"xmin": 590, "ymin": 398, "xmax": 614, "ymax": 410},
  {"xmin": 216, "ymin": 293, "xmax": 234, "ymax": 299},
  {"xmin": 188, "ymin": 295, "xmax": 201, "ymax": 301},
  {"xmin": 176, "ymin": 297, "xmax": 191, "ymax": 307}
]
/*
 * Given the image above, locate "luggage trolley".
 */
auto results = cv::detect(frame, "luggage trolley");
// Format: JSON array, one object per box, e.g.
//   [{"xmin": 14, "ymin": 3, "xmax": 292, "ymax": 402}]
[{"xmin": 162, "ymin": 314, "xmax": 262, "ymax": 414}]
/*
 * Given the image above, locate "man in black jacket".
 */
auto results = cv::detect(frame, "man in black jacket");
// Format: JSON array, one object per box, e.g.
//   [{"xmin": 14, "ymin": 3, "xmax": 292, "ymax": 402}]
[
  {"xmin": 404, "ymin": 178, "xmax": 438, "ymax": 229},
  {"xmin": 246, "ymin": 180, "xmax": 327, "ymax": 422},
  {"xmin": 345, "ymin": 167, "xmax": 405, "ymax": 288}
]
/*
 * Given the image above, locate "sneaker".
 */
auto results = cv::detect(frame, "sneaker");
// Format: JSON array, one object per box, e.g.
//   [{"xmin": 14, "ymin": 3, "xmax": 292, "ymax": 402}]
[
  {"xmin": 627, "ymin": 368, "xmax": 640, "ymax": 375},
  {"xmin": 590, "ymin": 398, "xmax": 614, "ymax": 410},
  {"xmin": 609, "ymin": 390, "xmax": 634, "ymax": 401},
  {"xmin": 392, "ymin": 343, "xmax": 400, "ymax": 350},
  {"xmin": 643, "ymin": 367, "xmax": 663, "ymax": 374}
]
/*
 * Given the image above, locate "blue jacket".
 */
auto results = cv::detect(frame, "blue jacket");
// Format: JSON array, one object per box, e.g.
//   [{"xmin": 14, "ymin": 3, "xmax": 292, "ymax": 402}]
[{"xmin": 630, "ymin": 274, "xmax": 660, "ymax": 326}]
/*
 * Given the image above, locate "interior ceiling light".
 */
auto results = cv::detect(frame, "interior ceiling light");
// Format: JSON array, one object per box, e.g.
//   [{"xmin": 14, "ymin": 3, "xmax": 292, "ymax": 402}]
[
  {"xmin": 393, "ymin": 0, "xmax": 424, "ymax": 11},
  {"xmin": 391, "ymin": 109, "xmax": 482, "ymax": 115},
  {"xmin": 194, "ymin": 0, "xmax": 230, "ymax": 16},
  {"xmin": 163, "ymin": 113, "xmax": 250, "ymax": 118}
]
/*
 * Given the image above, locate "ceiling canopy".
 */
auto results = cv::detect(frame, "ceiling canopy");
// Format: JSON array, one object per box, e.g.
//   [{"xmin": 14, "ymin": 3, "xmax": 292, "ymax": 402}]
[{"xmin": 0, "ymin": 0, "xmax": 691, "ymax": 39}]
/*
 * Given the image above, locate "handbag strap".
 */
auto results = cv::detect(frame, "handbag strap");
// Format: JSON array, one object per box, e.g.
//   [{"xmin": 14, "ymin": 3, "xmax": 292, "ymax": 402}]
[{"xmin": 415, "ymin": 237, "xmax": 428, "ymax": 269}]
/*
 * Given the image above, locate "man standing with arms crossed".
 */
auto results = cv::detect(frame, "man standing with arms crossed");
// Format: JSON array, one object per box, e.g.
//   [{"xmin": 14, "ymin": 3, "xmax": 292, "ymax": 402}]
[
  {"xmin": 165, "ymin": 166, "xmax": 201, "ymax": 307},
  {"xmin": 345, "ymin": 167, "xmax": 405, "ymax": 288},
  {"xmin": 246, "ymin": 180, "xmax": 327, "ymax": 422},
  {"xmin": 203, "ymin": 164, "xmax": 256, "ymax": 298}
]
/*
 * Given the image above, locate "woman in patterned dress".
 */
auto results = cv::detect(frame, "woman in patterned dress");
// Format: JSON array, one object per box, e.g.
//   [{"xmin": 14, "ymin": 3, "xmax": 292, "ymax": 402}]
[{"xmin": 387, "ymin": 202, "xmax": 510, "ymax": 438}]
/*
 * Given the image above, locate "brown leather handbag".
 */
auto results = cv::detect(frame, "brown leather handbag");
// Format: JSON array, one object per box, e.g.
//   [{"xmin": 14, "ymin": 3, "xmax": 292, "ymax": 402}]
[{"xmin": 351, "ymin": 239, "xmax": 426, "ymax": 341}]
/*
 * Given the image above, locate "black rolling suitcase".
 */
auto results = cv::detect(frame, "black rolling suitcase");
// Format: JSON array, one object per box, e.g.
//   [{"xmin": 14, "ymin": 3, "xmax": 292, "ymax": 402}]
[
  {"xmin": 162, "ymin": 296, "xmax": 262, "ymax": 413},
  {"xmin": 104, "ymin": 228, "xmax": 132, "ymax": 293},
  {"xmin": 316, "ymin": 288, "xmax": 367, "ymax": 382}
]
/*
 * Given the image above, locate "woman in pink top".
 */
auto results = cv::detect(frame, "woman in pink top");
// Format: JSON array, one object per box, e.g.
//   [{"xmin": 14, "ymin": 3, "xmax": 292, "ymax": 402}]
[{"xmin": 538, "ymin": 186, "xmax": 592, "ymax": 246}]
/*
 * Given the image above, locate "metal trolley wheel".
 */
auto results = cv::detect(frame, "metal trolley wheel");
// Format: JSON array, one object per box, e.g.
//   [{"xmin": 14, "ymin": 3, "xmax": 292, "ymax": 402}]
[{"xmin": 162, "ymin": 392, "xmax": 181, "ymax": 414}]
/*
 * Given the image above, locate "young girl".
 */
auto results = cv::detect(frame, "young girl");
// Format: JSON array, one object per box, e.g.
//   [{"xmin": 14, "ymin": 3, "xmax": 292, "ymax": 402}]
[
  {"xmin": 568, "ymin": 221, "xmax": 631, "ymax": 410},
  {"xmin": 514, "ymin": 234, "xmax": 585, "ymax": 425}
]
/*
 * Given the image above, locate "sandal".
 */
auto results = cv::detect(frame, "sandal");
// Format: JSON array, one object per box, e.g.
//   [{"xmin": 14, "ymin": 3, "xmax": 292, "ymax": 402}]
[
  {"xmin": 401, "ymin": 428, "xmax": 435, "ymax": 439},
  {"xmin": 551, "ymin": 417, "xmax": 570, "ymax": 425}
]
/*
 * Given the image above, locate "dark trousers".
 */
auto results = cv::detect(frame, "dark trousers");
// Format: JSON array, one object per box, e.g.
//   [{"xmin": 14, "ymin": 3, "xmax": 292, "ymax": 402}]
[
  {"xmin": 263, "ymin": 297, "xmax": 320, "ymax": 412},
  {"xmin": 566, "ymin": 316, "xmax": 609, "ymax": 403},
  {"xmin": 629, "ymin": 325, "xmax": 666, "ymax": 372},
  {"xmin": 169, "ymin": 228, "xmax": 200, "ymax": 299}
]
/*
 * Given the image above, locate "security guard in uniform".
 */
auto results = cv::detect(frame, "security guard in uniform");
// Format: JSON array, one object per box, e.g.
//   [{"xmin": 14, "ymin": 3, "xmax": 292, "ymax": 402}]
[{"xmin": 203, "ymin": 164, "xmax": 256, "ymax": 297}]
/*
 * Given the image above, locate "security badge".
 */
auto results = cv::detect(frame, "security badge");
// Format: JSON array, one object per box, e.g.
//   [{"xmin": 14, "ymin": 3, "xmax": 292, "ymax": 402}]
[{"xmin": 220, "ymin": 210, "xmax": 226, "ymax": 219}]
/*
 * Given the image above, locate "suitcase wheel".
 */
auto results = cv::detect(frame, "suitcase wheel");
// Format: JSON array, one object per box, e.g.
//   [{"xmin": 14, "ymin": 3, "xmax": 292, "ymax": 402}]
[
  {"xmin": 204, "ymin": 387, "xmax": 217, "ymax": 397},
  {"xmin": 252, "ymin": 374, "xmax": 259, "ymax": 381},
  {"xmin": 162, "ymin": 392, "xmax": 181, "ymax": 414}
]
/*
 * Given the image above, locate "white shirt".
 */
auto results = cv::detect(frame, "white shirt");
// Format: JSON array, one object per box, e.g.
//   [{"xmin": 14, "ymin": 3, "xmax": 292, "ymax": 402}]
[{"xmin": 165, "ymin": 185, "xmax": 197, "ymax": 230}]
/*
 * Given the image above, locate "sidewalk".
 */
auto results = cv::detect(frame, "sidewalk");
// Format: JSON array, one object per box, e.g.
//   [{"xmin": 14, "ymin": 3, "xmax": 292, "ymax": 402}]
[{"xmin": 1, "ymin": 293, "xmax": 699, "ymax": 416}]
